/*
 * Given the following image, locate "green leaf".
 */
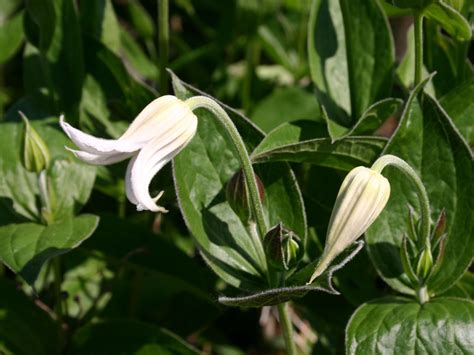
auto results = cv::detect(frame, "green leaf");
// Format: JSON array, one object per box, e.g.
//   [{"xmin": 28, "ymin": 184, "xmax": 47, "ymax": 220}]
[
  {"xmin": 0, "ymin": 214, "xmax": 98, "ymax": 285},
  {"xmin": 219, "ymin": 240, "xmax": 364, "ymax": 307},
  {"xmin": 308, "ymin": 0, "xmax": 394, "ymax": 123},
  {"xmin": 127, "ymin": 0, "xmax": 155, "ymax": 40},
  {"xmin": 83, "ymin": 35, "xmax": 156, "ymax": 119},
  {"xmin": 47, "ymin": 159, "xmax": 96, "ymax": 221},
  {"xmin": 425, "ymin": 1, "xmax": 472, "ymax": 41},
  {"xmin": 171, "ymin": 71, "xmax": 306, "ymax": 291},
  {"xmin": 443, "ymin": 272, "xmax": 474, "ymax": 299},
  {"xmin": 251, "ymin": 87, "xmax": 321, "ymax": 133},
  {"xmin": 329, "ymin": 98, "xmax": 403, "ymax": 141},
  {"xmin": 0, "ymin": 120, "xmax": 95, "ymax": 224},
  {"xmin": 251, "ymin": 120, "xmax": 386, "ymax": 171},
  {"xmin": 0, "ymin": 10, "xmax": 24, "ymax": 64},
  {"xmin": 80, "ymin": 0, "xmax": 121, "ymax": 54},
  {"xmin": 366, "ymin": 81, "xmax": 474, "ymax": 295},
  {"xmin": 0, "ymin": 279, "xmax": 61, "ymax": 355},
  {"xmin": 346, "ymin": 297, "xmax": 474, "ymax": 354},
  {"xmin": 71, "ymin": 319, "xmax": 199, "ymax": 355},
  {"xmin": 25, "ymin": 0, "xmax": 84, "ymax": 114},
  {"xmin": 441, "ymin": 78, "xmax": 474, "ymax": 146},
  {"xmin": 120, "ymin": 29, "xmax": 159, "ymax": 81}
]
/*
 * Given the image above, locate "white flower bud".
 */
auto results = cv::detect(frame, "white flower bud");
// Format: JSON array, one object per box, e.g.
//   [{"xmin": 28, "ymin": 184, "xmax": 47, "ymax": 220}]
[{"xmin": 309, "ymin": 166, "xmax": 390, "ymax": 284}]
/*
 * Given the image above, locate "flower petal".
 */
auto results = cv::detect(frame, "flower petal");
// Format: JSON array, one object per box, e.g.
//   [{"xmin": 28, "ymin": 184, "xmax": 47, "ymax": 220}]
[
  {"xmin": 126, "ymin": 112, "xmax": 198, "ymax": 212},
  {"xmin": 66, "ymin": 147, "xmax": 134, "ymax": 166},
  {"xmin": 60, "ymin": 115, "xmax": 141, "ymax": 155}
]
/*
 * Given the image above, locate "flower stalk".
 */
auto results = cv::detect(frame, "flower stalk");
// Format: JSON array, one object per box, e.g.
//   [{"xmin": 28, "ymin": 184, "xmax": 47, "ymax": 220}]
[{"xmin": 414, "ymin": 12, "xmax": 424, "ymax": 86}]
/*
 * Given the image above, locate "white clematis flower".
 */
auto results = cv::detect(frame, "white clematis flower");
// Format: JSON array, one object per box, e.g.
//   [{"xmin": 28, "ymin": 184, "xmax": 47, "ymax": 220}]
[
  {"xmin": 60, "ymin": 95, "xmax": 198, "ymax": 212},
  {"xmin": 309, "ymin": 166, "xmax": 390, "ymax": 284}
]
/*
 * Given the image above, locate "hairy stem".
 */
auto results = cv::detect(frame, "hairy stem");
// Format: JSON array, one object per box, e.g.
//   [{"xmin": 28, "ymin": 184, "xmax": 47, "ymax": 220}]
[
  {"xmin": 277, "ymin": 303, "xmax": 297, "ymax": 355},
  {"xmin": 371, "ymin": 155, "xmax": 431, "ymax": 248},
  {"xmin": 185, "ymin": 96, "xmax": 268, "ymax": 271}
]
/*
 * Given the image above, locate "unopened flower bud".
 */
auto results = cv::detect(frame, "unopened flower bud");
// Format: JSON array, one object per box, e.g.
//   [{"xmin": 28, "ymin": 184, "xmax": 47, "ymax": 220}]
[
  {"xmin": 308, "ymin": 166, "xmax": 390, "ymax": 284},
  {"xmin": 226, "ymin": 170, "xmax": 265, "ymax": 221},
  {"xmin": 416, "ymin": 247, "xmax": 433, "ymax": 280},
  {"xmin": 21, "ymin": 113, "xmax": 50, "ymax": 173},
  {"xmin": 264, "ymin": 223, "xmax": 303, "ymax": 271}
]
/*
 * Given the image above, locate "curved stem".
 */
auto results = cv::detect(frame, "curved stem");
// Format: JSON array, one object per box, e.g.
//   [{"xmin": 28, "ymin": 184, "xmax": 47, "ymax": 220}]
[
  {"xmin": 277, "ymin": 303, "xmax": 297, "ymax": 355},
  {"xmin": 414, "ymin": 13, "xmax": 424, "ymax": 86},
  {"xmin": 185, "ymin": 96, "xmax": 268, "ymax": 269},
  {"xmin": 158, "ymin": 0, "xmax": 169, "ymax": 93},
  {"xmin": 371, "ymin": 155, "xmax": 431, "ymax": 244}
]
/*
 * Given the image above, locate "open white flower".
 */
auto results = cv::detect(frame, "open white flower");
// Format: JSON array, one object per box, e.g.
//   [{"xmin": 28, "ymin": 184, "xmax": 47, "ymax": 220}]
[
  {"xmin": 309, "ymin": 166, "xmax": 390, "ymax": 283},
  {"xmin": 60, "ymin": 95, "xmax": 197, "ymax": 212}
]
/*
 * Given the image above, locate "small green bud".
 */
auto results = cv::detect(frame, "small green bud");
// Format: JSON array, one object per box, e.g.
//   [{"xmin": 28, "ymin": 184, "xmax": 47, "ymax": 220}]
[
  {"xmin": 21, "ymin": 112, "xmax": 51, "ymax": 173},
  {"xmin": 431, "ymin": 209, "xmax": 446, "ymax": 244},
  {"xmin": 416, "ymin": 246, "xmax": 433, "ymax": 280},
  {"xmin": 226, "ymin": 170, "xmax": 264, "ymax": 221},
  {"xmin": 264, "ymin": 223, "xmax": 303, "ymax": 271}
]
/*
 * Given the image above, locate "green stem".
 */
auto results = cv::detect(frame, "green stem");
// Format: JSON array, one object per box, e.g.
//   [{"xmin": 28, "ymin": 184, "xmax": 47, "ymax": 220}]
[
  {"xmin": 416, "ymin": 285, "xmax": 429, "ymax": 304},
  {"xmin": 371, "ymin": 155, "xmax": 431, "ymax": 244},
  {"xmin": 158, "ymin": 0, "xmax": 169, "ymax": 94},
  {"xmin": 53, "ymin": 258, "xmax": 63, "ymax": 321},
  {"xmin": 185, "ymin": 96, "xmax": 268, "ymax": 271},
  {"xmin": 277, "ymin": 303, "xmax": 297, "ymax": 355},
  {"xmin": 414, "ymin": 13, "xmax": 424, "ymax": 86}
]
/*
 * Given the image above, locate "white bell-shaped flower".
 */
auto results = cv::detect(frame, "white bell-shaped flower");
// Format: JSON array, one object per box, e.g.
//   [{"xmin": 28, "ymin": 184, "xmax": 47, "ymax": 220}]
[
  {"xmin": 309, "ymin": 166, "xmax": 390, "ymax": 283},
  {"xmin": 60, "ymin": 95, "xmax": 198, "ymax": 212}
]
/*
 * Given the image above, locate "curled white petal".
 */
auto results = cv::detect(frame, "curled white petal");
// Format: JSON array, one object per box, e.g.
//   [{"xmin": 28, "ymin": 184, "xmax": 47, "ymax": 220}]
[
  {"xmin": 65, "ymin": 147, "xmax": 134, "ymax": 166},
  {"xmin": 60, "ymin": 116, "xmax": 141, "ymax": 155},
  {"xmin": 126, "ymin": 110, "xmax": 198, "ymax": 212}
]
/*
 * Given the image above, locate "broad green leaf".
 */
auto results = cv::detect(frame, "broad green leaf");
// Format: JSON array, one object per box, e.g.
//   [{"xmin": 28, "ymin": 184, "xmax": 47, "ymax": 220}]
[
  {"xmin": 47, "ymin": 159, "xmax": 96, "ymax": 221},
  {"xmin": 0, "ymin": 279, "xmax": 61, "ymax": 355},
  {"xmin": 0, "ymin": 121, "xmax": 95, "ymax": 224},
  {"xmin": 424, "ymin": 20, "xmax": 471, "ymax": 97},
  {"xmin": 251, "ymin": 120, "xmax": 386, "ymax": 171},
  {"xmin": 442, "ymin": 272, "xmax": 474, "ymax": 299},
  {"xmin": 82, "ymin": 35, "xmax": 156, "ymax": 119},
  {"xmin": 127, "ymin": 0, "xmax": 155, "ymax": 40},
  {"xmin": 366, "ymin": 81, "xmax": 474, "ymax": 295},
  {"xmin": 80, "ymin": 0, "xmax": 121, "ymax": 54},
  {"xmin": 441, "ymin": 78, "xmax": 474, "ymax": 146},
  {"xmin": 346, "ymin": 297, "xmax": 474, "ymax": 354},
  {"xmin": 425, "ymin": 1, "xmax": 472, "ymax": 41},
  {"xmin": 171, "ymin": 71, "xmax": 306, "ymax": 292},
  {"xmin": 25, "ymin": 0, "xmax": 84, "ymax": 114},
  {"xmin": 328, "ymin": 98, "xmax": 403, "ymax": 142},
  {"xmin": 0, "ymin": 214, "xmax": 98, "ymax": 285},
  {"xmin": 220, "ymin": 241, "xmax": 364, "ymax": 307},
  {"xmin": 0, "ymin": 10, "xmax": 24, "ymax": 64},
  {"xmin": 121, "ymin": 29, "xmax": 159, "ymax": 81},
  {"xmin": 308, "ymin": 0, "xmax": 394, "ymax": 124},
  {"xmin": 71, "ymin": 319, "xmax": 199, "ymax": 355},
  {"xmin": 251, "ymin": 87, "xmax": 321, "ymax": 133}
]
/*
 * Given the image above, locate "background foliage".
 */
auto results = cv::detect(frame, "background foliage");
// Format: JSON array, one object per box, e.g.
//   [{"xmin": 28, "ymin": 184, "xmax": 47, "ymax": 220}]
[{"xmin": 0, "ymin": 0, "xmax": 472, "ymax": 354}]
